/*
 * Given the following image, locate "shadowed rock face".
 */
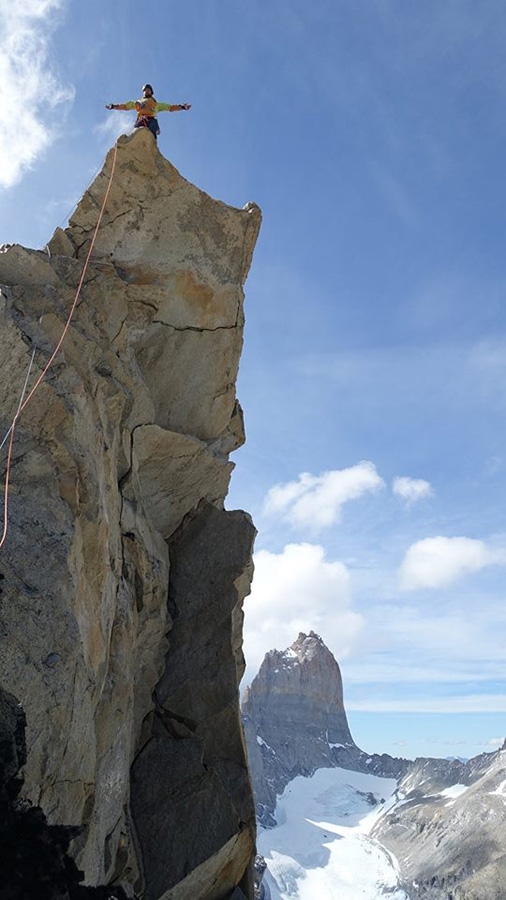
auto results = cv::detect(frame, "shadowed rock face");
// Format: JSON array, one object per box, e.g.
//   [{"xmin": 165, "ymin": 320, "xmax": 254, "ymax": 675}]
[
  {"xmin": 0, "ymin": 129, "xmax": 261, "ymax": 898},
  {"xmin": 0, "ymin": 688, "xmax": 128, "ymax": 900},
  {"xmin": 132, "ymin": 502, "xmax": 256, "ymax": 900}
]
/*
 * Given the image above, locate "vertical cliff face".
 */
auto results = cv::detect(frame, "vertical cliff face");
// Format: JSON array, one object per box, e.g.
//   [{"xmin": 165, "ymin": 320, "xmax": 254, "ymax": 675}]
[
  {"xmin": 243, "ymin": 632, "xmax": 355, "ymax": 751},
  {"xmin": 0, "ymin": 130, "xmax": 261, "ymax": 898}
]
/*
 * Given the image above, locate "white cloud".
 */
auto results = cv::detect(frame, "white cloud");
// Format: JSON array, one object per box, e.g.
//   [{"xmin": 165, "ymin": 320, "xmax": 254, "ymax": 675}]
[
  {"xmin": 243, "ymin": 543, "xmax": 364, "ymax": 681},
  {"xmin": 398, "ymin": 535, "xmax": 506, "ymax": 591},
  {"xmin": 392, "ymin": 475, "xmax": 434, "ymax": 505},
  {"xmin": 0, "ymin": 0, "xmax": 74, "ymax": 189},
  {"xmin": 94, "ymin": 113, "xmax": 133, "ymax": 144},
  {"xmin": 263, "ymin": 461, "xmax": 385, "ymax": 530}
]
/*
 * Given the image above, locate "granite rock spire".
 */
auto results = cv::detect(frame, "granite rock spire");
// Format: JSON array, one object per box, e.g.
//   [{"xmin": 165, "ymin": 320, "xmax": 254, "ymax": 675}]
[{"xmin": 0, "ymin": 129, "xmax": 261, "ymax": 899}]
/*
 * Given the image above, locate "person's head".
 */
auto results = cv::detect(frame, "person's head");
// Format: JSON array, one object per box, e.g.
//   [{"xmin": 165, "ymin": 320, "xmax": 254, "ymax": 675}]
[{"xmin": 142, "ymin": 83, "xmax": 154, "ymax": 97}]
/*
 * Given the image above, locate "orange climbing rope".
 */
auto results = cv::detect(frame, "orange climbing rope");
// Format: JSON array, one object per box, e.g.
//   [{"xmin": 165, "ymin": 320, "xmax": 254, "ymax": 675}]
[{"xmin": 0, "ymin": 141, "xmax": 119, "ymax": 550}]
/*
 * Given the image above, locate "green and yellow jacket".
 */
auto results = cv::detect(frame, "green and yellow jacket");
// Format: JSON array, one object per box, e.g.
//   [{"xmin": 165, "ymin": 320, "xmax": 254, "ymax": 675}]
[{"xmin": 115, "ymin": 97, "xmax": 179, "ymax": 117}]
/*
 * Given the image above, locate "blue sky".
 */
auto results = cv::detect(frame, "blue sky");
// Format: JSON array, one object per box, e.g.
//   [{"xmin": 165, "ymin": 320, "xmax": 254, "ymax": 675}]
[{"xmin": 1, "ymin": 0, "xmax": 506, "ymax": 760}]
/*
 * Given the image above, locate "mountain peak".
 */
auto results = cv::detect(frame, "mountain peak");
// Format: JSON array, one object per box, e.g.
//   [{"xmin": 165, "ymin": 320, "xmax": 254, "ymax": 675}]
[
  {"xmin": 291, "ymin": 629, "xmax": 325, "ymax": 653},
  {"xmin": 242, "ymin": 633, "xmax": 358, "ymax": 824},
  {"xmin": 244, "ymin": 630, "xmax": 354, "ymax": 732},
  {"xmin": 244, "ymin": 631, "xmax": 353, "ymax": 708}
]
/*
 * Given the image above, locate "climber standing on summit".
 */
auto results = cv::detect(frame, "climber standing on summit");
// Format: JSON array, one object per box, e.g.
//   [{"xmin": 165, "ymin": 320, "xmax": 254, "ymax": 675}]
[{"xmin": 105, "ymin": 83, "xmax": 191, "ymax": 140}]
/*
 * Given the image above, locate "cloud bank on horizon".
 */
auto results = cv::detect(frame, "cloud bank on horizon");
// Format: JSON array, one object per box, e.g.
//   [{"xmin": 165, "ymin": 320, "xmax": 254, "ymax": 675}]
[{"xmin": 0, "ymin": 0, "xmax": 74, "ymax": 189}]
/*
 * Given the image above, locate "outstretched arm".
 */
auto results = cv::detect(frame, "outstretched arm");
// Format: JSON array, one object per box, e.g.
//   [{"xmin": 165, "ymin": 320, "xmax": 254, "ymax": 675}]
[
  {"xmin": 155, "ymin": 102, "xmax": 191, "ymax": 113},
  {"xmin": 105, "ymin": 102, "xmax": 135, "ymax": 111}
]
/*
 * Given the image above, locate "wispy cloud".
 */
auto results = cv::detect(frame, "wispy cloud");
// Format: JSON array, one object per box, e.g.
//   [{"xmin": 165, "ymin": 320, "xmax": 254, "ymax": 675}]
[
  {"xmin": 0, "ymin": 0, "xmax": 74, "ymax": 189},
  {"xmin": 398, "ymin": 535, "xmax": 506, "ymax": 591},
  {"xmin": 243, "ymin": 543, "xmax": 363, "ymax": 680},
  {"xmin": 486, "ymin": 737, "xmax": 505, "ymax": 750},
  {"xmin": 94, "ymin": 113, "xmax": 133, "ymax": 144},
  {"xmin": 345, "ymin": 659, "xmax": 506, "ymax": 687},
  {"xmin": 343, "ymin": 592, "xmax": 506, "ymax": 691},
  {"xmin": 348, "ymin": 694, "xmax": 506, "ymax": 714},
  {"xmin": 263, "ymin": 461, "xmax": 385, "ymax": 530},
  {"xmin": 368, "ymin": 159, "xmax": 418, "ymax": 228},
  {"xmin": 393, "ymin": 475, "xmax": 434, "ymax": 506}
]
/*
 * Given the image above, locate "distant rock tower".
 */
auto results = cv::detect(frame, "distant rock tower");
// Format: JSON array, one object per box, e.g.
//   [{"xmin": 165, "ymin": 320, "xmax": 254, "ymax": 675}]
[{"xmin": 242, "ymin": 631, "xmax": 357, "ymax": 825}]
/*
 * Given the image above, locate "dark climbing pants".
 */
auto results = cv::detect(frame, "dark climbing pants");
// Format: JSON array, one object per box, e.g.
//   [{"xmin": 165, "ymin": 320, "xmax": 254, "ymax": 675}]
[{"xmin": 134, "ymin": 117, "xmax": 160, "ymax": 139}]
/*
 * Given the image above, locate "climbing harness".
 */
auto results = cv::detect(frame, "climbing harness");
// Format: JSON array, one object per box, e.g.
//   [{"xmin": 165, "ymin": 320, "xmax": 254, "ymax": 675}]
[
  {"xmin": 135, "ymin": 115, "xmax": 160, "ymax": 138},
  {"xmin": 0, "ymin": 140, "xmax": 119, "ymax": 550}
]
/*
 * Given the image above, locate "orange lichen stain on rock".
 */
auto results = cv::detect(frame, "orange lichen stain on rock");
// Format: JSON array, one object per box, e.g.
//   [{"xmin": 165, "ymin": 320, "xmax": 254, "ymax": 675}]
[
  {"xmin": 173, "ymin": 270, "xmax": 215, "ymax": 314},
  {"xmin": 115, "ymin": 263, "xmax": 159, "ymax": 286}
]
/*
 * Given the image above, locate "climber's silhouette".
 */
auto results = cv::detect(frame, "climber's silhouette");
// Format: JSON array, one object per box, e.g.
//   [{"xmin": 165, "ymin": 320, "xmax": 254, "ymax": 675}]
[{"xmin": 106, "ymin": 83, "xmax": 191, "ymax": 140}]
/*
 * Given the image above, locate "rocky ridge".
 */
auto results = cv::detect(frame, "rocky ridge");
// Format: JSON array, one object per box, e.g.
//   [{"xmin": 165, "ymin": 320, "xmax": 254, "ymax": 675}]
[
  {"xmin": 244, "ymin": 633, "xmax": 506, "ymax": 899},
  {"xmin": 0, "ymin": 129, "xmax": 261, "ymax": 899},
  {"xmin": 374, "ymin": 744, "xmax": 506, "ymax": 900}
]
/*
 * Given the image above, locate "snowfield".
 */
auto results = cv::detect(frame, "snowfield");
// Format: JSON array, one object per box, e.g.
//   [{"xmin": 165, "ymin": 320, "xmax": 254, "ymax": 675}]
[{"xmin": 257, "ymin": 767, "xmax": 409, "ymax": 900}]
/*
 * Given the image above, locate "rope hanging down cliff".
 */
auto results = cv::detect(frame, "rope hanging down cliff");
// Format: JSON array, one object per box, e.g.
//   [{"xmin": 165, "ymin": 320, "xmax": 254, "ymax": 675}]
[{"xmin": 0, "ymin": 141, "xmax": 119, "ymax": 550}]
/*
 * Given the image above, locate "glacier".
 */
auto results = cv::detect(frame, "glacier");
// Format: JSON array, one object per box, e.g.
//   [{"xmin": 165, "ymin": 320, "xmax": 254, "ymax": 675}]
[{"xmin": 258, "ymin": 767, "xmax": 409, "ymax": 900}]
